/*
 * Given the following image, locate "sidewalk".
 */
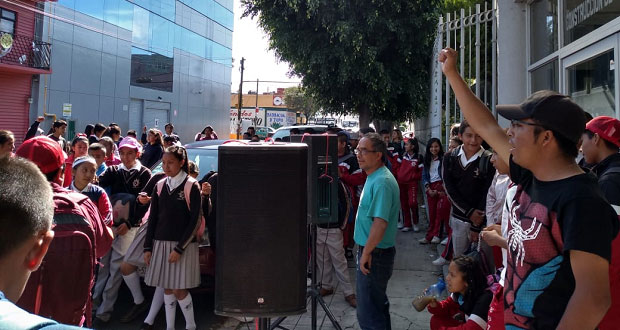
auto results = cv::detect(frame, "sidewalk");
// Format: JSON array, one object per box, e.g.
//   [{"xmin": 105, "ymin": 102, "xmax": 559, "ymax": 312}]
[{"xmin": 235, "ymin": 215, "xmax": 445, "ymax": 330}]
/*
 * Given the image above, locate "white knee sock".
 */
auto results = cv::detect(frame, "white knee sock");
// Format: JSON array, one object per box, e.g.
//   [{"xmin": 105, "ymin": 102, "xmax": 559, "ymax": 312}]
[
  {"xmin": 163, "ymin": 293, "xmax": 177, "ymax": 330},
  {"xmin": 122, "ymin": 272, "xmax": 145, "ymax": 305},
  {"xmin": 178, "ymin": 293, "xmax": 196, "ymax": 330},
  {"xmin": 144, "ymin": 287, "xmax": 164, "ymax": 325}
]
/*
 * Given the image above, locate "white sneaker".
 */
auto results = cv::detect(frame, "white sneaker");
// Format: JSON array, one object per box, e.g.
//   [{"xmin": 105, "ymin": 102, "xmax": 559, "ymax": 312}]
[
  {"xmin": 401, "ymin": 227, "xmax": 412, "ymax": 232},
  {"xmin": 397, "ymin": 222, "xmax": 404, "ymax": 229},
  {"xmin": 431, "ymin": 236, "xmax": 441, "ymax": 244},
  {"xmin": 413, "ymin": 225, "xmax": 420, "ymax": 232},
  {"xmin": 440, "ymin": 237, "xmax": 449, "ymax": 245},
  {"xmin": 432, "ymin": 257, "xmax": 447, "ymax": 266},
  {"xmin": 418, "ymin": 238, "xmax": 429, "ymax": 244}
]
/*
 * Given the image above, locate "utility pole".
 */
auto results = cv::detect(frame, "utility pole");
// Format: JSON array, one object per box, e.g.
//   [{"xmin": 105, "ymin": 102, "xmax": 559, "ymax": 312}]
[
  {"xmin": 255, "ymin": 78, "xmax": 259, "ymax": 108},
  {"xmin": 236, "ymin": 57, "xmax": 245, "ymax": 139}
]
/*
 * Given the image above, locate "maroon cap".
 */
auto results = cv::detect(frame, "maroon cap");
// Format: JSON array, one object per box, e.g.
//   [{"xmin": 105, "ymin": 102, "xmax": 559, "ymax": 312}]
[
  {"xmin": 15, "ymin": 136, "xmax": 65, "ymax": 174},
  {"xmin": 497, "ymin": 90, "xmax": 586, "ymax": 144},
  {"xmin": 586, "ymin": 116, "xmax": 620, "ymax": 148}
]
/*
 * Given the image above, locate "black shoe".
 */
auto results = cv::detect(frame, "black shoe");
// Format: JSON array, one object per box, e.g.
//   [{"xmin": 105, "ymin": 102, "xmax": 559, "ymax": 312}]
[
  {"xmin": 92, "ymin": 316, "xmax": 110, "ymax": 329},
  {"xmin": 140, "ymin": 322, "xmax": 154, "ymax": 330},
  {"xmin": 119, "ymin": 301, "xmax": 149, "ymax": 323}
]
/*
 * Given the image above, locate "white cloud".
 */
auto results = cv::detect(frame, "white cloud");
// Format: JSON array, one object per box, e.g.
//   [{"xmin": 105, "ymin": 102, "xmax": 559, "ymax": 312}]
[{"xmin": 231, "ymin": 0, "xmax": 301, "ymax": 94}]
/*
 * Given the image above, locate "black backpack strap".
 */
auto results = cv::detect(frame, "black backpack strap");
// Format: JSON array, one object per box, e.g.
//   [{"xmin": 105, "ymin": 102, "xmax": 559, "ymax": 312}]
[{"xmin": 478, "ymin": 149, "xmax": 493, "ymax": 177}]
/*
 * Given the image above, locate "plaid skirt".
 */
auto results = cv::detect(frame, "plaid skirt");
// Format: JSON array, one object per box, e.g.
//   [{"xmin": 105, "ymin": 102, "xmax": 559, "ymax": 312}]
[{"xmin": 144, "ymin": 240, "xmax": 200, "ymax": 289}]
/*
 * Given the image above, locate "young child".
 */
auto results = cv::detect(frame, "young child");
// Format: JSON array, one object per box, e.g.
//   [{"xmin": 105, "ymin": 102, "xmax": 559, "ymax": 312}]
[
  {"xmin": 396, "ymin": 137, "xmax": 424, "ymax": 232},
  {"xmin": 88, "ymin": 143, "xmax": 108, "ymax": 177},
  {"xmin": 100, "ymin": 136, "xmax": 121, "ymax": 166},
  {"xmin": 144, "ymin": 146, "xmax": 201, "ymax": 330},
  {"xmin": 420, "ymin": 138, "xmax": 450, "ymax": 245},
  {"xmin": 95, "ymin": 137, "xmax": 152, "ymax": 324},
  {"xmin": 70, "ymin": 156, "xmax": 112, "ymax": 226},
  {"xmin": 63, "ymin": 136, "xmax": 89, "ymax": 187},
  {"xmin": 426, "ymin": 256, "xmax": 493, "ymax": 330}
]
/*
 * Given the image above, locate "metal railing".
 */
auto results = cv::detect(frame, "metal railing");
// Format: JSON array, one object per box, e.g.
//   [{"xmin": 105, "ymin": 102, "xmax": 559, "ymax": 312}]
[
  {"xmin": 0, "ymin": 31, "xmax": 51, "ymax": 70},
  {"xmin": 416, "ymin": 1, "xmax": 498, "ymax": 145}
]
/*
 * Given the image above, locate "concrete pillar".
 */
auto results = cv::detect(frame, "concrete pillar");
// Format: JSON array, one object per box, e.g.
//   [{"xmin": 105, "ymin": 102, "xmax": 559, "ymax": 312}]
[{"xmin": 496, "ymin": 0, "xmax": 527, "ymax": 127}]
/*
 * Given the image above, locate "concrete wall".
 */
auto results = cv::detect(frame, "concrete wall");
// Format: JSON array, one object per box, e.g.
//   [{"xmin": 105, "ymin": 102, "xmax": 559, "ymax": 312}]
[{"xmin": 496, "ymin": 0, "xmax": 527, "ymax": 128}]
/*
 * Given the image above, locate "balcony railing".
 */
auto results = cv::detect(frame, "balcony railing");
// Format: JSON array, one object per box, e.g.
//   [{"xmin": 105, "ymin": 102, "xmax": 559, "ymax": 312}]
[{"xmin": 0, "ymin": 31, "xmax": 51, "ymax": 70}]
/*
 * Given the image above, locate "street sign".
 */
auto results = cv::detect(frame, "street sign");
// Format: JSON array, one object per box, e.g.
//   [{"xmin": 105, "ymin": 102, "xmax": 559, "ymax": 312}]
[{"xmin": 62, "ymin": 103, "xmax": 72, "ymax": 118}]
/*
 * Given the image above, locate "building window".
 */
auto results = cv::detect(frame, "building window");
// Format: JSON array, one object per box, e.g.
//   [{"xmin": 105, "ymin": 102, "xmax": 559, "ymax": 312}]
[
  {"xmin": 130, "ymin": 47, "xmax": 174, "ymax": 92},
  {"xmin": 531, "ymin": 59, "xmax": 559, "ymax": 93},
  {"xmin": 564, "ymin": 0, "xmax": 620, "ymax": 46},
  {"xmin": 567, "ymin": 50, "xmax": 615, "ymax": 117},
  {"xmin": 529, "ymin": 0, "xmax": 558, "ymax": 64},
  {"xmin": 0, "ymin": 8, "xmax": 16, "ymax": 35}
]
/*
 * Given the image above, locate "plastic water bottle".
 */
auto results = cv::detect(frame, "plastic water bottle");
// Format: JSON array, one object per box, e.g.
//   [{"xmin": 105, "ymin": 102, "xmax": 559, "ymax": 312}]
[
  {"xmin": 426, "ymin": 278, "xmax": 446, "ymax": 298},
  {"xmin": 412, "ymin": 278, "xmax": 446, "ymax": 312}
]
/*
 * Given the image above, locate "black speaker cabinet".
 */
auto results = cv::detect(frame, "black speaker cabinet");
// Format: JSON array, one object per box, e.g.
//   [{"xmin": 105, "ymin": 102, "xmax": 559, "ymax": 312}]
[
  {"xmin": 290, "ymin": 134, "xmax": 339, "ymax": 225},
  {"xmin": 215, "ymin": 143, "xmax": 308, "ymax": 317}
]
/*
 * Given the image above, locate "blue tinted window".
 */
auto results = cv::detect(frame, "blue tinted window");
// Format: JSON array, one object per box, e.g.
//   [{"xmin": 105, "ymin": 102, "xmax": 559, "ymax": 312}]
[
  {"xmin": 132, "ymin": 5, "xmax": 149, "ymax": 48},
  {"xmin": 149, "ymin": 13, "xmax": 173, "ymax": 57},
  {"xmin": 212, "ymin": 1, "xmax": 233, "ymax": 30},
  {"xmin": 103, "ymin": 0, "xmax": 120, "ymax": 26},
  {"xmin": 179, "ymin": 0, "xmax": 233, "ymax": 31},
  {"xmin": 75, "ymin": 0, "xmax": 104, "ymax": 20},
  {"xmin": 57, "ymin": 0, "xmax": 75, "ymax": 9},
  {"xmin": 212, "ymin": 41, "xmax": 231, "ymax": 66},
  {"xmin": 118, "ymin": 0, "xmax": 134, "ymax": 30}
]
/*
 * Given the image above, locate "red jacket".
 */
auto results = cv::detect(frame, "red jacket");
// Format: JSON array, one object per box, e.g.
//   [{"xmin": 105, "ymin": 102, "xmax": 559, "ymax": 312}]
[{"xmin": 428, "ymin": 295, "xmax": 487, "ymax": 330}]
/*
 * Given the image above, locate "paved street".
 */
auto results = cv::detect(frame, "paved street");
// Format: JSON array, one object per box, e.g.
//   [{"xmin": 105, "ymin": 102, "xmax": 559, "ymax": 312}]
[
  {"xmin": 272, "ymin": 218, "xmax": 441, "ymax": 330},
  {"xmin": 94, "ymin": 208, "xmax": 444, "ymax": 330}
]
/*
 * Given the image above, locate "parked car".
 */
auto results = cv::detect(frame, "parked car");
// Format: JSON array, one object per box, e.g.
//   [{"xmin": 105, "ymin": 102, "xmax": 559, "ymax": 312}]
[{"xmin": 270, "ymin": 125, "xmax": 329, "ymax": 141}]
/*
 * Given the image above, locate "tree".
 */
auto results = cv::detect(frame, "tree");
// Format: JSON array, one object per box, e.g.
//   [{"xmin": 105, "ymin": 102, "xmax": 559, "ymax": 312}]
[
  {"xmin": 242, "ymin": 0, "xmax": 441, "ymax": 128},
  {"xmin": 284, "ymin": 86, "xmax": 320, "ymax": 123}
]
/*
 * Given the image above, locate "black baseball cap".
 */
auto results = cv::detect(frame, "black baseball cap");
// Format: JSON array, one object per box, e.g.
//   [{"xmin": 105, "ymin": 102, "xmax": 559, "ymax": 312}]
[{"xmin": 497, "ymin": 90, "xmax": 586, "ymax": 144}]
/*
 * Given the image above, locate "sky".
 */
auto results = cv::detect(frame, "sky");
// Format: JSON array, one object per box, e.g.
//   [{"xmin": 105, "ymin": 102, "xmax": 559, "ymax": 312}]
[{"xmin": 230, "ymin": 0, "xmax": 301, "ymax": 94}]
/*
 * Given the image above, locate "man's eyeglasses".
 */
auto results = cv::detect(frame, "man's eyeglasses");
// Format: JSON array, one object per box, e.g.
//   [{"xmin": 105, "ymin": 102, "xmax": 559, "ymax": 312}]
[
  {"xmin": 510, "ymin": 119, "xmax": 545, "ymax": 129},
  {"xmin": 354, "ymin": 148, "xmax": 378, "ymax": 155}
]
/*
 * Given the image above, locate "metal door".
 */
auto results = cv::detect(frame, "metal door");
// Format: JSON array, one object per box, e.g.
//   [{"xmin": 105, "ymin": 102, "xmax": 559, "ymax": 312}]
[
  {"xmin": 129, "ymin": 99, "xmax": 143, "ymax": 133},
  {"xmin": 143, "ymin": 100, "xmax": 170, "ymax": 130}
]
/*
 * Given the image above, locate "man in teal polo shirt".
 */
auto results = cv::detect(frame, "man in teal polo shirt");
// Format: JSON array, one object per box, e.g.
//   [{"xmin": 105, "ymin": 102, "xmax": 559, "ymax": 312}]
[{"xmin": 353, "ymin": 133, "xmax": 400, "ymax": 330}]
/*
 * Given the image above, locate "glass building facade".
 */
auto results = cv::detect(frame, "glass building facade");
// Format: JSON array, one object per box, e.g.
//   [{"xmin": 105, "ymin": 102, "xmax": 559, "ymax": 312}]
[{"xmin": 32, "ymin": 0, "xmax": 233, "ymax": 143}]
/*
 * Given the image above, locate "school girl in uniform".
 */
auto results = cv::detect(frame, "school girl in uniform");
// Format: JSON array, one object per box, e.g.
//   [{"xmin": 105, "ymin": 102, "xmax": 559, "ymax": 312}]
[
  {"xmin": 420, "ymin": 138, "xmax": 450, "ymax": 245},
  {"xmin": 396, "ymin": 137, "xmax": 424, "ymax": 232},
  {"xmin": 144, "ymin": 146, "xmax": 201, "ymax": 330},
  {"xmin": 63, "ymin": 135, "xmax": 89, "ymax": 187},
  {"xmin": 95, "ymin": 137, "xmax": 152, "ymax": 324},
  {"xmin": 70, "ymin": 156, "xmax": 112, "ymax": 226}
]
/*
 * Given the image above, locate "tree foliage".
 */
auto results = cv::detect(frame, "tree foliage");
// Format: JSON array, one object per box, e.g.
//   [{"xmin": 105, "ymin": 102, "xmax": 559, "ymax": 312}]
[
  {"xmin": 284, "ymin": 86, "xmax": 320, "ymax": 121},
  {"xmin": 242, "ymin": 0, "xmax": 441, "ymax": 127}
]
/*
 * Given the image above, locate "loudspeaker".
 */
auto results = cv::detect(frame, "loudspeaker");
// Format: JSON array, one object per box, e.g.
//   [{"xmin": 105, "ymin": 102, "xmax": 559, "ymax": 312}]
[
  {"xmin": 290, "ymin": 134, "xmax": 339, "ymax": 225},
  {"xmin": 215, "ymin": 143, "xmax": 308, "ymax": 317}
]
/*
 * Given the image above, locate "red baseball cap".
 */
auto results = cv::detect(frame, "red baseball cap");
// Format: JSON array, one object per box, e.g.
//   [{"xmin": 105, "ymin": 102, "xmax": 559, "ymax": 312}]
[
  {"xmin": 586, "ymin": 116, "xmax": 620, "ymax": 148},
  {"xmin": 15, "ymin": 136, "xmax": 65, "ymax": 174}
]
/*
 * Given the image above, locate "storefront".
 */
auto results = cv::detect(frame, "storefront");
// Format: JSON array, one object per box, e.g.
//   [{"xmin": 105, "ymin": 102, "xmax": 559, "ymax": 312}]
[{"xmin": 526, "ymin": 0, "xmax": 619, "ymax": 118}]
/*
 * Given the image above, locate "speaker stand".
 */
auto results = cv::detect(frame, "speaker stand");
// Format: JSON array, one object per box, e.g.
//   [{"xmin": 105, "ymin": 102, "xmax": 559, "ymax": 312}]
[
  {"xmin": 258, "ymin": 318, "xmax": 271, "ymax": 330},
  {"xmin": 270, "ymin": 224, "xmax": 343, "ymax": 330}
]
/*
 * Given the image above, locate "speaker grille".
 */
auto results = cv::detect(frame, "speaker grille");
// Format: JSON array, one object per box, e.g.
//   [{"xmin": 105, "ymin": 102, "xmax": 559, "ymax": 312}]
[{"xmin": 215, "ymin": 144, "xmax": 308, "ymax": 317}]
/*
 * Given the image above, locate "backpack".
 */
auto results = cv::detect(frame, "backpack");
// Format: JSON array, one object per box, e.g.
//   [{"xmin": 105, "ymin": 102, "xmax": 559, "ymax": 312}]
[
  {"xmin": 17, "ymin": 191, "xmax": 100, "ymax": 327},
  {"xmin": 156, "ymin": 176, "xmax": 206, "ymax": 242}
]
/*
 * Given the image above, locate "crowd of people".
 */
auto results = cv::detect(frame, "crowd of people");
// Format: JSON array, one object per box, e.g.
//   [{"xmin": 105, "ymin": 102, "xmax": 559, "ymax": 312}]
[{"xmin": 1, "ymin": 48, "xmax": 620, "ymax": 330}]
